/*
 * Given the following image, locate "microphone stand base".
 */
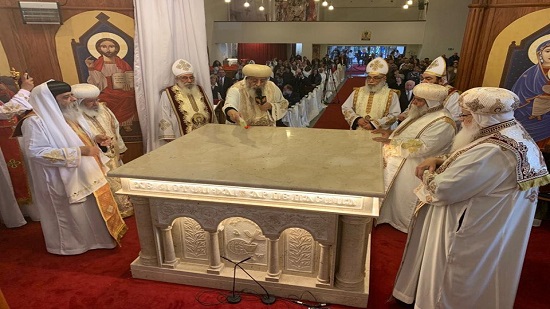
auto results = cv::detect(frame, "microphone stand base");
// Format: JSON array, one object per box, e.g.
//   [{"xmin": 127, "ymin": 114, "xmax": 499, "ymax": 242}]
[
  {"xmin": 261, "ymin": 295, "xmax": 276, "ymax": 305},
  {"xmin": 227, "ymin": 294, "xmax": 242, "ymax": 304}
]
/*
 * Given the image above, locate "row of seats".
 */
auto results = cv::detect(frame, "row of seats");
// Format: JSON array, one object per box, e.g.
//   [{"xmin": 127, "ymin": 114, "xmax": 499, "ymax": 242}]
[{"xmin": 282, "ymin": 66, "xmax": 345, "ymax": 127}]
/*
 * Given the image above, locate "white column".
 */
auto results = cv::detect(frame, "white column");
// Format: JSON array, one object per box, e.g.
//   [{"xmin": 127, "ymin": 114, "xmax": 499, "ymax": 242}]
[
  {"xmin": 316, "ymin": 242, "xmax": 331, "ymax": 286},
  {"xmin": 265, "ymin": 237, "xmax": 281, "ymax": 282},
  {"xmin": 335, "ymin": 216, "xmax": 372, "ymax": 291},
  {"xmin": 206, "ymin": 230, "xmax": 224, "ymax": 274},
  {"xmin": 131, "ymin": 196, "xmax": 158, "ymax": 266},
  {"xmin": 161, "ymin": 225, "xmax": 178, "ymax": 268}
]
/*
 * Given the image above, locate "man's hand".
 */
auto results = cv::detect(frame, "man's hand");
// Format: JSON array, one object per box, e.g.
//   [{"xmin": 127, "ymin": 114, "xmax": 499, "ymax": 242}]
[
  {"xmin": 371, "ymin": 128, "xmax": 392, "ymax": 138},
  {"xmin": 398, "ymin": 112, "xmax": 408, "ymax": 121},
  {"xmin": 80, "ymin": 146, "xmax": 100, "ymax": 156},
  {"xmin": 357, "ymin": 117, "xmax": 374, "ymax": 130},
  {"xmin": 372, "ymin": 137, "xmax": 391, "ymax": 144},
  {"xmin": 259, "ymin": 102, "xmax": 272, "ymax": 111},
  {"xmin": 20, "ymin": 73, "xmax": 34, "ymax": 91},
  {"xmin": 227, "ymin": 109, "xmax": 242, "ymax": 123},
  {"xmin": 415, "ymin": 157, "xmax": 445, "ymax": 180},
  {"xmin": 94, "ymin": 134, "xmax": 112, "ymax": 147}
]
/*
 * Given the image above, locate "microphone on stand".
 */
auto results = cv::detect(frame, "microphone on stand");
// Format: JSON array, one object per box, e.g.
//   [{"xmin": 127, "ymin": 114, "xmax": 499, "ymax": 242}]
[
  {"xmin": 221, "ymin": 256, "xmax": 276, "ymax": 305},
  {"xmin": 222, "ymin": 256, "xmax": 251, "ymax": 304}
]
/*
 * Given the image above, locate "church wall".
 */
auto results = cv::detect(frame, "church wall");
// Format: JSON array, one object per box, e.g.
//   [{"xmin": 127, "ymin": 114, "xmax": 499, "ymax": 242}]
[
  {"xmin": 206, "ymin": 0, "xmax": 470, "ymax": 62},
  {"xmin": 0, "ymin": 0, "xmax": 142, "ymax": 161},
  {"xmin": 0, "ymin": 0, "xmax": 133, "ymax": 83}
]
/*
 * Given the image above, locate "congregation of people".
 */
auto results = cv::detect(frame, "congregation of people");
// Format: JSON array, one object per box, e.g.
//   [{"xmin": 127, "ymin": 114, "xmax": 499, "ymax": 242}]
[{"xmin": 1, "ymin": 45, "xmax": 549, "ymax": 309}]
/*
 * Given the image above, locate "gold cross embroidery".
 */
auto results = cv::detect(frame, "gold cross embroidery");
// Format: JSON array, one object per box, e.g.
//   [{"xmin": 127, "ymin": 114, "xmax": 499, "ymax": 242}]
[
  {"xmin": 369, "ymin": 60, "xmax": 383, "ymax": 71},
  {"xmin": 7, "ymin": 159, "xmax": 21, "ymax": 169},
  {"xmin": 176, "ymin": 60, "xmax": 191, "ymax": 71}
]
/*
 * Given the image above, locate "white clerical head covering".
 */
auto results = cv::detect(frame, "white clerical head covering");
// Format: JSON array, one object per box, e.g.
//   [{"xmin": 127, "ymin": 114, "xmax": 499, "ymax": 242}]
[
  {"xmin": 459, "ymin": 87, "xmax": 520, "ymax": 127},
  {"xmin": 71, "ymin": 83, "xmax": 100, "ymax": 100},
  {"xmin": 243, "ymin": 64, "xmax": 272, "ymax": 78},
  {"xmin": 172, "ymin": 59, "xmax": 194, "ymax": 77},
  {"xmin": 412, "ymin": 83, "xmax": 448, "ymax": 108},
  {"xmin": 424, "ymin": 56, "xmax": 446, "ymax": 77},
  {"xmin": 366, "ymin": 57, "xmax": 389, "ymax": 76}
]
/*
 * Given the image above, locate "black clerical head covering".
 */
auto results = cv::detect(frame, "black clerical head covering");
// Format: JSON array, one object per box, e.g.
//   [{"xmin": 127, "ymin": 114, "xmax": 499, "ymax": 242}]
[{"xmin": 47, "ymin": 80, "xmax": 71, "ymax": 98}]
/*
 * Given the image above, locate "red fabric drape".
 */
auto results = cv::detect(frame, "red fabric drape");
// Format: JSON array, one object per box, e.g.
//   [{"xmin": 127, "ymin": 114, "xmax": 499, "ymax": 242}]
[{"xmin": 237, "ymin": 43, "xmax": 288, "ymax": 65}]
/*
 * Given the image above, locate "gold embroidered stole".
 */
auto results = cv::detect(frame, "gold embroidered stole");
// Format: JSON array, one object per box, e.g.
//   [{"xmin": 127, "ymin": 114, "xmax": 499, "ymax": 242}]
[
  {"xmin": 352, "ymin": 86, "xmax": 393, "ymax": 121},
  {"xmin": 66, "ymin": 120, "xmax": 127, "ymax": 245},
  {"xmin": 236, "ymin": 81, "xmax": 275, "ymax": 126},
  {"xmin": 166, "ymin": 85, "xmax": 213, "ymax": 136},
  {"xmin": 83, "ymin": 108, "xmax": 119, "ymax": 163}
]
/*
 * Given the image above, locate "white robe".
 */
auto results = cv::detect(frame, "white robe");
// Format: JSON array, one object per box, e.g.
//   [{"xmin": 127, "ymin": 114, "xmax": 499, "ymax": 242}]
[
  {"xmin": 22, "ymin": 116, "xmax": 116, "ymax": 255},
  {"xmin": 223, "ymin": 80, "xmax": 288, "ymax": 126},
  {"xmin": 393, "ymin": 143, "xmax": 539, "ymax": 309},
  {"xmin": 0, "ymin": 88, "xmax": 39, "ymax": 227},
  {"xmin": 377, "ymin": 107, "xmax": 455, "ymax": 232},
  {"xmin": 341, "ymin": 85, "xmax": 401, "ymax": 130},
  {"xmin": 157, "ymin": 84, "xmax": 215, "ymax": 147},
  {"xmin": 0, "ymin": 148, "xmax": 26, "ymax": 227}
]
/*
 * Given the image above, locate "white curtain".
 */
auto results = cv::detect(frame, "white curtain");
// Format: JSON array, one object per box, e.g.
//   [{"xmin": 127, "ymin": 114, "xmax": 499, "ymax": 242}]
[{"xmin": 134, "ymin": 0, "xmax": 212, "ymax": 152}]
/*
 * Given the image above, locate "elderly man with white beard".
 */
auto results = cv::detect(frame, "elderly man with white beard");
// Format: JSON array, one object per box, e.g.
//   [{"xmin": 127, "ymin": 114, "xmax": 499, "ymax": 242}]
[
  {"xmin": 342, "ymin": 57, "xmax": 401, "ymax": 130},
  {"xmin": 392, "ymin": 87, "xmax": 550, "ymax": 308},
  {"xmin": 14, "ymin": 80, "xmax": 127, "ymax": 255},
  {"xmin": 223, "ymin": 64, "xmax": 288, "ymax": 127},
  {"xmin": 72, "ymin": 83, "xmax": 134, "ymax": 218},
  {"xmin": 371, "ymin": 83, "xmax": 456, "ymax": 232},
  {"xmin": 158, "ymin": 59, "xmax": 216, "ymax": 144}
]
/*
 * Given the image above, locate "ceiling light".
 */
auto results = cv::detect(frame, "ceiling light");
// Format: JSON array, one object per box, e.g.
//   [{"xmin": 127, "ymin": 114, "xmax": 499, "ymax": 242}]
[
  {"xmin": 407, "ymin": 0, "xmax": 413, "ymax": 5},
  {"xmin": 403, "ymin": 4, "xmax": 409, "ymax": 9},
  {"xmin": 224, "ymin": 0, "xmax": 231, "ymax": 3},
  {"xmin": 244, "ymin": 1, "xmax": 250, "ymax": 7},
  {"xmin": 314, "ymin": 0, "xmax": 320, "ymax": 2},
  {"xmin": 328, "ymin": 4, "xmax": 334, "ymax": 10},
  {"xmin": 259, "ymin": 5, "xmax": 264, "ymax": 11},
  {"xmin": 322, "ymin": 1, "xmax": 328, "ymax": 6}
]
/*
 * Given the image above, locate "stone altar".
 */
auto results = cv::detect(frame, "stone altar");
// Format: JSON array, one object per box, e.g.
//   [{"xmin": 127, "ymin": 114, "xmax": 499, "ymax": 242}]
[{"xmin": 109, "ymin": 124, "xmax": 384, "ymax": 307}]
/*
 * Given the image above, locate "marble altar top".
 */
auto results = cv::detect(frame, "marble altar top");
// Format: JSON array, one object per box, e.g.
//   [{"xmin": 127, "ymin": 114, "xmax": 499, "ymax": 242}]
[{"xmin": 110, "ymin": 124, "xmax": 384, "ymax": 197}]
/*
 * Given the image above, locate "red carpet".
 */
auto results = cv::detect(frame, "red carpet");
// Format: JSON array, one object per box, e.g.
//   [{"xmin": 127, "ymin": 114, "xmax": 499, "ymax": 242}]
[
  {"xmin": 1, "ymin": 79, "xmax": 549, "ymax": 308},
  {"xmin": 313, "ymin": 77, "xmax": 366, "ymax": 129}
]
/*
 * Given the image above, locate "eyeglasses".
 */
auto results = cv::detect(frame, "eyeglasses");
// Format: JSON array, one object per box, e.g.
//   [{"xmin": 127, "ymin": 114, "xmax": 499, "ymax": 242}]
[
  {"xmin": 366, "ymin": 76, "xmax": 383, "ymax": 81},
  {"xmin": 458, "ymin": 113, "xmax": 472, "ymax": 118},
  {"xmin": 176, "ymin": 75, "xmax": 195, "ymax": 81},
  {"xmin": 247, "ymin": 77, "xmax": 268, "ymax": 84}
]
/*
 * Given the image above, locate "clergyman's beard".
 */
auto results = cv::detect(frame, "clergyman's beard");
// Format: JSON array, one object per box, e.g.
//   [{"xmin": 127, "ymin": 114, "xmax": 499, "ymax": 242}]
[
  {"xmin": 180, "ymin": 84, "xmax": 200, "ymax": 97},
  {"xmin": 61, "ymin": 103, "xmax": 82, "ymax": 122},
  {"xmin": 365, "ymin": 82, "xmax": 385, "ymax": 93},
  {"xmin": 81, "ymin": 104, "xmax": 101, "ymax": 118},
  {"xmin": 407, "ymin": 104, "xmax": 429, "ymax": 120},
  {"xmin": 177, "ymin": 81, "xmax": 195, "ymax": 90},
  {"xmin": 451, "ymin": 121, "xmax": 482, "ymax": 152}
]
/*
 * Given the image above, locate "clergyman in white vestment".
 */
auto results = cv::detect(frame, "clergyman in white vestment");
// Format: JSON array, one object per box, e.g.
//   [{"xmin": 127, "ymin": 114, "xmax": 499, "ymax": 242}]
[
  {"xmin": 393, "ymin": 87, "xmax": 550, "ymax": 308},
  {"xmin": 157, "ymin": 59, "xmax": 216, "ymax": 148},
  {"xmin": 17, "ymin": 80, "xmax": 127, "ymax": 255},
  {"xmin": 0, "ymin": 74, "xmax": 39, "ymax": 227},
  {"xmin": 342, "ymin": 57, "xmax": 401, "ymax": 131},
  {"xmin": 73, "ymin": 83, "xmax": 134, "ymax": 218},
  {"xmin": 223, "ymin": 64, "xmax": 288, "ymax": 127},
  {"xmin": 373, "ymin": 83, "xmax": 456, "ymax": 233}
]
